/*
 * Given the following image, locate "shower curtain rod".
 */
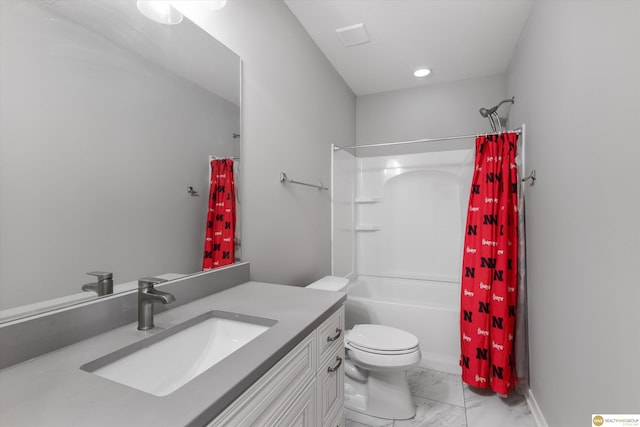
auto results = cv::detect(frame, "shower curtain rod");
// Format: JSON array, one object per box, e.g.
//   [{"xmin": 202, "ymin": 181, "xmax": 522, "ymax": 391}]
[{"xmin": 335, "ymin": 128, "xmax": 522, "ymax": 150}]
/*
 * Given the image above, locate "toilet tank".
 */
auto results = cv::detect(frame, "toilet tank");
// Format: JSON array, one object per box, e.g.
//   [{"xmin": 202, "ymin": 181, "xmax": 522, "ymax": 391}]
[{"xmin": 306, "ymin": 276, "xmax": 349, "ymax": 292}]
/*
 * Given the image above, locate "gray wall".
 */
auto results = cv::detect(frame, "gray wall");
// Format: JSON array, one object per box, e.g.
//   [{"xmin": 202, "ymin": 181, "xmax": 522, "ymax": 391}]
[
  {"xmin": 179, "ymin": 1, "xmax": 356, "ymax": 286},
  {"xmin": 507, "ymin": 1, "xmax": 640, "ymax": 425},
  {"xmin": 356, "ymin": 74, "xmax": 507, "ymax": 146}
]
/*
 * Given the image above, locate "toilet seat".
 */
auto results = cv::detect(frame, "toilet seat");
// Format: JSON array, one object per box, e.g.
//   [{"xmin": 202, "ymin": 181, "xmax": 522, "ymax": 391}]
[
  {"xmin": 346, "ymin": 324, "xmax": 419, "ymax": 353},
  {"xmin": 346, "ymin": 343, "xmax": 421, "ymax": 371},
  {"xmin": 345, "ymin": 325, "xmax": 421, "ymax": 371},
  {"xmin": 347, "ymin": 342, "xmax": 418, "ymax": 355}
]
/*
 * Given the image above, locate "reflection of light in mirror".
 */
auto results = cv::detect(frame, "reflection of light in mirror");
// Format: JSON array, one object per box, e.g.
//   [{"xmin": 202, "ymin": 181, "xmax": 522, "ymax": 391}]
[
  {"xmin": 209, "ymin": 0, "xmax": 228, "ymax": 11},
  {"xmin": 137, "ymin": 1, "xmax": 184, "ymax": 25}
]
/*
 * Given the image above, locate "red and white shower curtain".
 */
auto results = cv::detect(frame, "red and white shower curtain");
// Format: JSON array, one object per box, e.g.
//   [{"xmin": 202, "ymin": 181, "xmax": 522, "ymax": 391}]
[
  {"xmin": 202, "ymin": 159, "xmax": 236, "ymax": 270},
  {"xmin": 460, "ymin": 132, "xmax": 519, "ymax": 395}
]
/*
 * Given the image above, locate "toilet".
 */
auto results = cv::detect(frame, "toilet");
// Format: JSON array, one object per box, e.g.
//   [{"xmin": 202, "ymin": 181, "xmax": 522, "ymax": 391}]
[{"xmin": 307, "ymin": 276, "xmax": 421, "ymax": 420}]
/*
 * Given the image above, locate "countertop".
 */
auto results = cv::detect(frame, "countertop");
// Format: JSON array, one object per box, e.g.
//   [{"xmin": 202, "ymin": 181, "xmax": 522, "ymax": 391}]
[{"xmin": 0, "ymin": 281, "xmax": 346, "ymax": 427}]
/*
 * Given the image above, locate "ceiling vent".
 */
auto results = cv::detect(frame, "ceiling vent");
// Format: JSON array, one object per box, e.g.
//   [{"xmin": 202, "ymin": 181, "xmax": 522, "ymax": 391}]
[{"xmin": 336, "ymin": 23, "xmax": 371, "ymax": 47}]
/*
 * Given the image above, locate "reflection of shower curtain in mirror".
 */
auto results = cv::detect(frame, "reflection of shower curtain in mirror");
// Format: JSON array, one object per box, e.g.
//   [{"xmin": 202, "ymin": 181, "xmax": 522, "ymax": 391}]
[
  {"xmin": 202, "ymin": 159, "xmax": 236, "ymax": 270},
  {"xmin": 459, "ymin": 132, "xmax": 519, "ymax": 395}
]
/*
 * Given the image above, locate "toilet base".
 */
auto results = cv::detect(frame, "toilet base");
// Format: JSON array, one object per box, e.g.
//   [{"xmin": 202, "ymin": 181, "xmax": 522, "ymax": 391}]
[{"xmin": 344, "ymin": 365, "xmax": 416, "ymax": 420}]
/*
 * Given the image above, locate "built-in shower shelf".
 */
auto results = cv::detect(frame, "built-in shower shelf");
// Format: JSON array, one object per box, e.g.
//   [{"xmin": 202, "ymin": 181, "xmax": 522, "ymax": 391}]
[
  {"xmin": 355, "ymin": 224, "xmax": 382, "ymax": 231},
  {"xmin": 355, "ymin": 197, "xmax": 381, "ymax": 204}
]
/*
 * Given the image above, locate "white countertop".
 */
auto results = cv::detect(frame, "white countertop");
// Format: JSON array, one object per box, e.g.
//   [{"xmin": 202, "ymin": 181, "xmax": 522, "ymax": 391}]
[{"xmin": 0, "ymin": 281, "xmax": 345, "ymax": 427}]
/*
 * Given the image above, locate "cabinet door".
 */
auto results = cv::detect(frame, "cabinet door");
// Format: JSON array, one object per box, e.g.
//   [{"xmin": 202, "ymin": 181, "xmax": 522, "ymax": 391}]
[
  {"xmin": 208, "ymin": 332, "xmax": 315, "ymax": 427},
  {"xmin": 266, "ymin": 379, "xmax": 317, "ymax": 427},
  {"xmin": 326, "ymin": 407, "xmax": 345, "ymax": 427},
  {"xmin": 316, "ymin": 347, "xmax": 344, "ymax": 427}
]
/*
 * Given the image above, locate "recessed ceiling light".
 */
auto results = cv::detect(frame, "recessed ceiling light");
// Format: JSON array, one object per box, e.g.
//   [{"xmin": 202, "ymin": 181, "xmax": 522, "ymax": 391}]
[
  {"xmin": 414, "ymin": 67, "xmax": 432, "ymax": 78},
  {"xmin": 209, "ymin": 0, "xmax": 228, "ymax": 11},
  {"xmin": 136, "ymin": 1, "xmax": 183, "ymax": 25}
]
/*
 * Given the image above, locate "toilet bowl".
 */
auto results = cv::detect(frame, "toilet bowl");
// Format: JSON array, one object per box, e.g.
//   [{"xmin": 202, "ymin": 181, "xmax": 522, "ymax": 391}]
[{"xmin": 307, "ymin": 276, "xmax": 422, "ymax": 420}]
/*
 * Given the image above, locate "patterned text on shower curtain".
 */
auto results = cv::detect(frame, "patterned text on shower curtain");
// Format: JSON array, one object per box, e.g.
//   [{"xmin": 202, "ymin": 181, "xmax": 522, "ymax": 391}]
[{"xmin": 459, "ymin": 132, "xmax": 519, "ymax": 395}]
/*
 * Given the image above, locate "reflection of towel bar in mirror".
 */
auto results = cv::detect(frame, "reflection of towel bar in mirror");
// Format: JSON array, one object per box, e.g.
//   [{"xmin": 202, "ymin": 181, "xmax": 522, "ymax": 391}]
[{"xmin": 280, "ymin": 172, "xmax": 328, "ymax": 191}]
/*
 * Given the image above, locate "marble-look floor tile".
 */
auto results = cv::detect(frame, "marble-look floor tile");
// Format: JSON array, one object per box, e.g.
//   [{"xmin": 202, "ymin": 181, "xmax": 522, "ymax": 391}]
[
  {"xmin": 407, "ymin": 367, "xmax": 465, "ymax": 407},
  {"xmin": 463, "ymin": 385, "xmax": 536, "ymax": 427},
  {"xmin": 395, "ymin": 396, "xmax": 467, "ymax": 427},
  {"xmin": 344, "ymin": 408, "xmax": 394, "ymax": 427}
]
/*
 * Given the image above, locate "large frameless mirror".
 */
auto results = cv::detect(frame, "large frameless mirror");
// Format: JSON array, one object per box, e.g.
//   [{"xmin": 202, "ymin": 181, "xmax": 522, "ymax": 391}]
[{"xmin": 0, "ymin": 0, "xmax": 241, "ymax": 322}]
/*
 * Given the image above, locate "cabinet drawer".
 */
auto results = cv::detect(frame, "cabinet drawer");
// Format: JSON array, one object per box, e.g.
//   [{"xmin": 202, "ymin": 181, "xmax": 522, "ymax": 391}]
[
  {"xmin": 209, "ymin": 332, "xmax": 315, "ymax": 427},
  {"xmin": 316, "ymin": 306, "xmax": 345, "ymax": 366},
  {"xmin": 316, "ymin": 345, "xmax": 344, "ymax": 427}
]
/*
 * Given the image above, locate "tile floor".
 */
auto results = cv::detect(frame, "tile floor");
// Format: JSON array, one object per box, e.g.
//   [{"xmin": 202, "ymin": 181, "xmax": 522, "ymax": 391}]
[{"xmin": 345, "ymin": 367, "xmax": 537, "ymax": 427}]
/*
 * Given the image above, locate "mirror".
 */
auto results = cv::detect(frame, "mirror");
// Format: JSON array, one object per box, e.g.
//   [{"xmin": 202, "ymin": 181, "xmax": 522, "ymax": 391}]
[{"xmin": 0, "ymin": 0, "xmax": 241, "ymax": 321}]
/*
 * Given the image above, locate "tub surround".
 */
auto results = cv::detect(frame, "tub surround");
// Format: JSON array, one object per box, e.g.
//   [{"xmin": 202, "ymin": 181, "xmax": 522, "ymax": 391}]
[
  {"xmin": 332, "ymin": 147, "xmax": 471, "ymax": 376},
  {"xmin": 0, "ymin": 281, "xmax": 346, "ymax": 426}
]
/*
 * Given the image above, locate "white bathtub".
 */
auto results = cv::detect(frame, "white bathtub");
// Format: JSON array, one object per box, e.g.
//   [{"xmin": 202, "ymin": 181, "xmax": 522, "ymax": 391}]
[{"xmin": 345, "ymin": 275, "xmax": 461, "ymax": 374}]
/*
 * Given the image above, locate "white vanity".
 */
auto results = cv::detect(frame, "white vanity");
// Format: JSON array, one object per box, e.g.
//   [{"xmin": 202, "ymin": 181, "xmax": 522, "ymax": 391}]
[{"xmin": 0, "ymin": 275, "xmax": 346, "ymax": 427}]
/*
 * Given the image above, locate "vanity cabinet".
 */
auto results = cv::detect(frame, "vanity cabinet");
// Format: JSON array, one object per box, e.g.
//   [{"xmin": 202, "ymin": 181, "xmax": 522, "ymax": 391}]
[{"xmin": 208, "ymin": 305, "xmax": 345, "ymax": 427}]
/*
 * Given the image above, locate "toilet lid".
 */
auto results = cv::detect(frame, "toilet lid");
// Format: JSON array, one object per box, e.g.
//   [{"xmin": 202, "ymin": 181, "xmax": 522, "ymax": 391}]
[{"xmin": 347, "ymin": 324, "xmax": 419, "ymax": 352}]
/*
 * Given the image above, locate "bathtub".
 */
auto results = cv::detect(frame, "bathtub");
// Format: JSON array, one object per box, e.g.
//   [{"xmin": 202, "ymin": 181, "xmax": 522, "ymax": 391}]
[{"xmin": 345, "ymin": 275, "xmax": 461, "ymax": 374}]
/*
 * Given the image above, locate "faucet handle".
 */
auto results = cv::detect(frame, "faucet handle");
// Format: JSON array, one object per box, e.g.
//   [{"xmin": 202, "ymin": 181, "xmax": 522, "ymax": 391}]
[
  {"xmin": 87, "ymin": 271, "xmax": 113, "ymax": 282},
  {"xmin": 138, "ymin": 277, "xmax": 168, "ymax": 289}
]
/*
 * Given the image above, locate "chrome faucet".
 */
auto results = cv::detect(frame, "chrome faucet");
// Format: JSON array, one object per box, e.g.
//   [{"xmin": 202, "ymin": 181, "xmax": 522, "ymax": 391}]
[
  {"xmin": 137, "ymin": 277, "xmax": 175, "ymax": 331},
  {"xmin": 81, "ymin": 271, "xmax": 114, "ymax": 296}
]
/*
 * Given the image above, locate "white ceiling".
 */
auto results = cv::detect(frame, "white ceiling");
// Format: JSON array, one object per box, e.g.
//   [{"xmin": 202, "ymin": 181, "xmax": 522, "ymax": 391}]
[{"xmin": 284, "ymin": 0, "xmax": 534, "ymax": 96}]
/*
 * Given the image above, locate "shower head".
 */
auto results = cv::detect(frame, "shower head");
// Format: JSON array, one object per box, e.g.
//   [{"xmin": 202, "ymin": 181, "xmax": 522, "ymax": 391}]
[
  {"xmin": 479, "ymin": 97, "xmax": 515, "ymax": 132},
  {"xmin": 479, "ymin": 106, "xmax": 496, "ymax": 118},
  {"xmin": 479, "ymin": 97, "xmax": 515, "ymax": 118}
]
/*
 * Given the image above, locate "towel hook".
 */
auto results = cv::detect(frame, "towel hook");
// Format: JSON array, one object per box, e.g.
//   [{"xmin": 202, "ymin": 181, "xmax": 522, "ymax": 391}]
[{"xmin": 522, "ymin": 170, "xmax": 536, "ymax": 185}]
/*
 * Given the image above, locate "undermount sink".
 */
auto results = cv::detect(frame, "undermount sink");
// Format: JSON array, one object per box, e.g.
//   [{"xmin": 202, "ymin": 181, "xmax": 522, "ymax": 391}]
[{"xmin": 81, "ymin": 311, "xmax": 277, "ymax": 397}]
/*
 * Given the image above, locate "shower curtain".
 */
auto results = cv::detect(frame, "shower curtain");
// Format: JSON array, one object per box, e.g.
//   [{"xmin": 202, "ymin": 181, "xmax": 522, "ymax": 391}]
[
  {"xmin": 202, "ymin": 159, "xmax": 236, "ymax": 270},
  {"xmin": 459, "ymin": 132, "xmax": 519, "ymax": 395}
]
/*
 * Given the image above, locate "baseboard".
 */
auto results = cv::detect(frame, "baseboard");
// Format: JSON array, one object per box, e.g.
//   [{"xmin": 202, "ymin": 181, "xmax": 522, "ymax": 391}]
[{"xmin": 525, "ymin": 388, "xmax": 549, "ymax": 427}]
